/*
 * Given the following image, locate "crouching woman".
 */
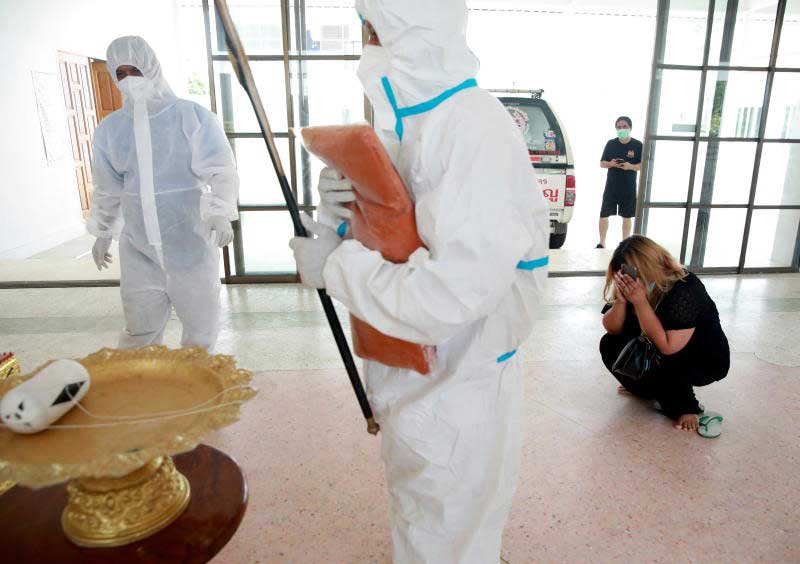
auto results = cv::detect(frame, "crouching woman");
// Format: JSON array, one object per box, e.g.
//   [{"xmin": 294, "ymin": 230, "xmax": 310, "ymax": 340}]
[{"xmin": 600, "ymin": 236, "xmax": 730, "ymax": 435}]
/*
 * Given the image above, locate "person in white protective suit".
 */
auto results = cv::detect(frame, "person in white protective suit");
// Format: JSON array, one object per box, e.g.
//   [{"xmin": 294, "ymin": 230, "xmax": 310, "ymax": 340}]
[
  {"xmin": 87, "ymin": 36, "xmax": 239, "ymax": 350},
  {"xmin": 289, "ymin": 1, "xmax": 550, "ymax": 562}
]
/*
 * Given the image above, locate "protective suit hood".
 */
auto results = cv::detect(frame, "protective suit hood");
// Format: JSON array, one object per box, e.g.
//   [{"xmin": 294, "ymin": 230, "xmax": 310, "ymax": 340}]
[
  {"xmin": 106, "ymin": 36, "xmax": 177, "ymax": 116},
  {"xmin": 355, "ymin": 0, "xmax": 479, "ymax": 112}
]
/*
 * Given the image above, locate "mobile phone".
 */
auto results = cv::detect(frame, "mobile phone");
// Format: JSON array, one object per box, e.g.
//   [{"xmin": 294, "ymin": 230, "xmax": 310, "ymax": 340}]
[
  {"xmin": 621, "ymin": 263, "xmax": 638, "ymax": 279},
  {"xmin": 614, "ymin": 158, "xmax": 625, "ymax": 163}
]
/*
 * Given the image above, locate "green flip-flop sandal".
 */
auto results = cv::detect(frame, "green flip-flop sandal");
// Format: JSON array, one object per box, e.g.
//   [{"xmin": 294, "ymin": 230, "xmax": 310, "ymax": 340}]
[{"xmin": 698, "ymin": 411, "xmax": 723, "ymax": 438}]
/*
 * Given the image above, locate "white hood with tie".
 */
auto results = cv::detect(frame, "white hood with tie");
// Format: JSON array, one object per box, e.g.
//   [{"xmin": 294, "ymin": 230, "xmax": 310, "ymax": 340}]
[{"xmin": 105, "ymin": 36, "xmax": 177, "ymax": 264}]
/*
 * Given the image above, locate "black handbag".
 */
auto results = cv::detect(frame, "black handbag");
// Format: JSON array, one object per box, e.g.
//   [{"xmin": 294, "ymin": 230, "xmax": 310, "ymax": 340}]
[
  {"xmin": 612, "ymin": 334, "xmax": 661, "ymax": 381},
  {"xmin": 611, "ymin": 297, "xmax": 663, "ymax": 382}
]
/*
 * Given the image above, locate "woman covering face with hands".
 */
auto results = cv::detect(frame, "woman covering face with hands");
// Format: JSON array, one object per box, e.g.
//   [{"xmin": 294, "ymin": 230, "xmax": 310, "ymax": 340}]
[{"xmin": 600, "ymin": 236, "xmax": 730, "ymax": 436}]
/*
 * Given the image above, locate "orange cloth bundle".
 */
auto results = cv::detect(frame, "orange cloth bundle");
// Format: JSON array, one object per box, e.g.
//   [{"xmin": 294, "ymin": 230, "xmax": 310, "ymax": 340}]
[{"xmin": 301, "ymin": 124, "xmax": 435, "ymax": 374}]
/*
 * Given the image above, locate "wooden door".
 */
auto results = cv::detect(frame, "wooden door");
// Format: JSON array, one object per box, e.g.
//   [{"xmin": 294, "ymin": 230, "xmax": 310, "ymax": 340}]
[
  {"xmin": 58, "ymin": 52, "xmax": 97, "ymax": 218},
  {"xmin": 91, "ymin": 60, "xmax": 122, "ymax": 122}
]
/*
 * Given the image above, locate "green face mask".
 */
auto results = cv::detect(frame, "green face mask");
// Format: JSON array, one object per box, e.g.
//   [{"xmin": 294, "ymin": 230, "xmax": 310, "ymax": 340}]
[{"xmin": 617, "ymin": 128, "xmax": 631, "ymax": 140}]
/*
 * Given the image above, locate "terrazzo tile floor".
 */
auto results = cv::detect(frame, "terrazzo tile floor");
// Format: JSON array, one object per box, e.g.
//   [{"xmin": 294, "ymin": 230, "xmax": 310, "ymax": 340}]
[{"xmin": 1, "ymin": 275, "xmax": 798, "ymax": 562}]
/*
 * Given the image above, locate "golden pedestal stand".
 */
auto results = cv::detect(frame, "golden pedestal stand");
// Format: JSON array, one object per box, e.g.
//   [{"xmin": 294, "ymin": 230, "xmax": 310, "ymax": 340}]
[
  {"xmin": 62, "ymin": 456, "xmax": 191, "ymax": 547},
  {"xmin": 0, "ymin": 347, "xmax": 256, "ymax": 548}
]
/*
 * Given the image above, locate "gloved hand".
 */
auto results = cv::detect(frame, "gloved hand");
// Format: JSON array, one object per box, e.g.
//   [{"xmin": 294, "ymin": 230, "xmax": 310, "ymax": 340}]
[
  {"xmin": 204, "ymin": 215, "xmax": 234, "ymax": 247},
  {"xmin": 318, "ymin": 167, "xmax": 355, "ymax": 223},
  {"xmin": 92, "ymin": 237, "xmax": 113, "ymax": 270},
  {"xmin": 288, "ymin": 214, "xmax": 342, "ymax": 289}
]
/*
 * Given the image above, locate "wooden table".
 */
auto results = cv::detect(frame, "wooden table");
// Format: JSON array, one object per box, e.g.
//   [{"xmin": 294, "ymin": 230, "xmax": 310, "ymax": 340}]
[{"xmin": 0, "ymin": 445, "xmax": 247, "ymax": 563}]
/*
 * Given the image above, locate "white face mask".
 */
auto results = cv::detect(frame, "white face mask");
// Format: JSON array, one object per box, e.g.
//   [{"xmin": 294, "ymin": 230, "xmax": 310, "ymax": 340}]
[
  {"xmin": 357, "ymin": 45, "xmax": 396, "ymax": 135},
  {"xmin": 118, "ymin": 75, "xmax": 152, "ymax": 102}
]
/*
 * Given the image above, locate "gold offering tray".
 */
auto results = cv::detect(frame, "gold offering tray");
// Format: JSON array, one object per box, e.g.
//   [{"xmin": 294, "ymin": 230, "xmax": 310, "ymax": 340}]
[{"xmin": 0, "ymin": 346, "xmax": 256, "ymax": 547}]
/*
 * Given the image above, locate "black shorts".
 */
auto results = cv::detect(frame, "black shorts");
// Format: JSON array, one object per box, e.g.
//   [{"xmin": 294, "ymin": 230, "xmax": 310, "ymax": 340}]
[{"xmin": 600, "ymin": 186, "xmax": 636, "ymax": 218}]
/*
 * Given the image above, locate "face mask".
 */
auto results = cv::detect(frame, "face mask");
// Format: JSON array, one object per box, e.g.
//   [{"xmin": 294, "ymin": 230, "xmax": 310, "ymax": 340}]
[
  {"xmin": 118, "ymin": 75, "xmax": 152, "ymax": 102},
  {"xmin": 357, "ymin": 45, "xmax": 397, "ymax": 136},
  {"xmin": 617, "ymin": 128, "xmax": 631, "ymax": 141}
]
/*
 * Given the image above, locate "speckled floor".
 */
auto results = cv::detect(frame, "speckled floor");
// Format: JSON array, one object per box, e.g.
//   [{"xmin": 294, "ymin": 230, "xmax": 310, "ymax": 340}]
[{"xmin": 1, "ymin": 275, "xmax": 798, "ymax": 562}]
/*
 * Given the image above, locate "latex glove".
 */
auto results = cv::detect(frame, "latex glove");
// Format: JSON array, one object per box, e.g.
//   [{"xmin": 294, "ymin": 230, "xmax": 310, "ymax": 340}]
[
  {"xmin": 205, "ymin": 215, "xmax": 234, "ymax": 247},
  {"xmin": 288, "ymin": 214, "xmax": 342, "ymax": 289},
  {"xmin": 318, "ymin": 167, "xmax": 355, "ymax": 222},
  {"xmin": 92, "ymin": 237, "xmax": 113, "ymax": 270}
]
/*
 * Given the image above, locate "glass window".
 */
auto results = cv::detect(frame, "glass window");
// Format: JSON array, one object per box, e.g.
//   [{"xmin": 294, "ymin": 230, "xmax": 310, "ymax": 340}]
[
  {"xmin": 288, "ymin": 0, "xmax": 362, "ymax": 56},
  {"xmin": 233, "ymin": 138, "xmax": 292, "ymax": 205},
  {"xmin": 240, "ymin": 211, "xmax": 297, "ymax": 274},
  {"xmin": 290, "ymin": 59, "xmax": 365, "ymax": 128},
  {"xmin": 289, "ymin": 59, "xmax": 366, "ymax": 206},
  {"xmin": 661, "ymin": 0, "xmax": 710, "ymax": 65},
  {"xmin": 699, "ymin": 71, "xmax": 767, "ymax": 138},
  {"xmin": 501, "ymin": 102, "xmax": 564, "ymax": 155},
  {"xmin": 764, "ymin": 73, "xmax": 800, "ymax": 140},
  {"xmin": 777, "ymin": 0, "xmax": 800, "ymax": 67},
  {"xmin": 745, "ymin": 209, "xmax": 800, "ymax": 268},
  {"xmin": 214, "ymin": 61, "xmax": 288, "ymax": 133},
  {"xmin": 685, "ymin": 208, "xmax": 746, "ymax": 267},
  {"xmin": 177, "ymin": 3, "xmax": 212, "ymax": 110},
  {"xmin": 755, "ymin": 143, "xmax": 800, "ymax": 206},
  {"xmin": 644, "ymin": 140, "xmax": 694, "ymax": 203},
  {"xmin": 707, "ymin": 0, "xmax": 779, "ymax": 67},
  {"xmin": 642, "ymin": 208, "xmax": 687, "ymax": 262},
  {"xmin": 298, "ymin": 140, "xmax": 326, "ymax": 206},
  {"xmin": 653, "ymin": 69, "xmax": 702, "ymax": 136},
  {"xmin": 692, "ymin": 141, "xmax": 756, "ymax": 204},
  {"xmin": 637, "ymin": 0, "xmax": 800, "ymax": 273},
  {"xmin": 211, "ymin": 2, "xmax": 284, "ymax": 56}
]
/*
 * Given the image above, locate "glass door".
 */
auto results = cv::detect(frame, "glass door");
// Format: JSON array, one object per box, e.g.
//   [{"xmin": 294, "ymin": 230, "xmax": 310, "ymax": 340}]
[{"xmin": 638, "ymin": 0, "xmax": 800, "ymax": 272}]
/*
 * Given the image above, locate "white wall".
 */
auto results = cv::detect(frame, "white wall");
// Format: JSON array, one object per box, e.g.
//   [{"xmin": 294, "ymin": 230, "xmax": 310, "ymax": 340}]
[{"xmin": 0, "ymin": 0, "xmax": 181, "ymax": 259}]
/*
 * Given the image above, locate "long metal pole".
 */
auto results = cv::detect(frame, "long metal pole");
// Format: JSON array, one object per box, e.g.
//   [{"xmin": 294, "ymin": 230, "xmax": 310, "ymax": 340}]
[{"xmin": 213, "ymin": 0, "xmax": 378, "ymax": 435}]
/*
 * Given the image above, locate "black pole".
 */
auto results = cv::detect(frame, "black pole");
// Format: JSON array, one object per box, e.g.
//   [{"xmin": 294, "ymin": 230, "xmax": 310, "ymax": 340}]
[{"xmin": 213, "ymin": 0, "xmax": 378, "ymax": 435}]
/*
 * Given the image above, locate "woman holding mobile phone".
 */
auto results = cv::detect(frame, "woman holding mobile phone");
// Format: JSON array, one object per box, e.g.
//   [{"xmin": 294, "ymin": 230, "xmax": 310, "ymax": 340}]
[{"xmin": 599, "ymin": 236, "xmax": 730, "ymax": 437}]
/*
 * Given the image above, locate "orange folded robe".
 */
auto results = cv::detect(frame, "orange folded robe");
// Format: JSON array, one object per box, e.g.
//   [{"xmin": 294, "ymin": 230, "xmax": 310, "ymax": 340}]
[{"xmin": 301, "ymin": 124, "xmax": 435, "ymax": 374}]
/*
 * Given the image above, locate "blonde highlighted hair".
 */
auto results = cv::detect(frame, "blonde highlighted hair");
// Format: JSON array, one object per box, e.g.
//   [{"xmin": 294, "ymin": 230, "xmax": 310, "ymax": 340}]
[{"xmin": 603, "ymin": 235, "xmax": 687, "ymax": 305}]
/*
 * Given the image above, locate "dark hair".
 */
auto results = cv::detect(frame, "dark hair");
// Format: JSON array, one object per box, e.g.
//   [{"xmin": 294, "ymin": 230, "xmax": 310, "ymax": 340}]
[
  {"xmin": 608, "ymin": 236, "xmax": 636, "ymax": 274},
  {"xmin": 615, "ymin": 116, "xmax": 632, "ymax": 128}
]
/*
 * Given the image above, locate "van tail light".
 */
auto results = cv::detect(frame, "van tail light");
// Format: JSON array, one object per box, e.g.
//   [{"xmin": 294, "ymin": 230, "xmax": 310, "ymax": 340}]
[{"xmin": 565, "ymin": 175, "xmax": 576, "ymax": 206}]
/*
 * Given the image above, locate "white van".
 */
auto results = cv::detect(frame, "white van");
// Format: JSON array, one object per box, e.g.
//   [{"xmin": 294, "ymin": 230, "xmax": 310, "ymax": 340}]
[{"xmin": 493, "ymin": 90, "xmax": 575, "ymax": 249}]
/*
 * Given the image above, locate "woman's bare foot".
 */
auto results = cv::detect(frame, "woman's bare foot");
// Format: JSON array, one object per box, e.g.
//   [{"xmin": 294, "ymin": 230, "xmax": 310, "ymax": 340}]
[
  {"xmin": 674, "ymin": 414, "xmax": 699, "ymax": 432},
  {"xmin": 617, "ymin": 385, "xmax": 632, "ymax": 396}
]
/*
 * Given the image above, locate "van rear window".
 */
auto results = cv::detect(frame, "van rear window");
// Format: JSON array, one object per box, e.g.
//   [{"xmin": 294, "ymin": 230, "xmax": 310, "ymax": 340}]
[{"xmin": 503, "ymin": 103, "xmax": 563, "ymax": 156}]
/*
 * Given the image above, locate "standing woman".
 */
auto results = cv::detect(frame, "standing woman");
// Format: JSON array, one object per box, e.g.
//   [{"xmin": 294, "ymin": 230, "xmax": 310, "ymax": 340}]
[{"xmin": 600, "ymin": 236, "xmax": 730, "ymax": 436}]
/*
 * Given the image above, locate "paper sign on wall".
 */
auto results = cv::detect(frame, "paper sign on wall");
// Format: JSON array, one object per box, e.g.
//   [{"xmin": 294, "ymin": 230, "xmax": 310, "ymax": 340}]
[{"xmin": 31, "ymin": 71, "xmax": 69, "ymax": 165}]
